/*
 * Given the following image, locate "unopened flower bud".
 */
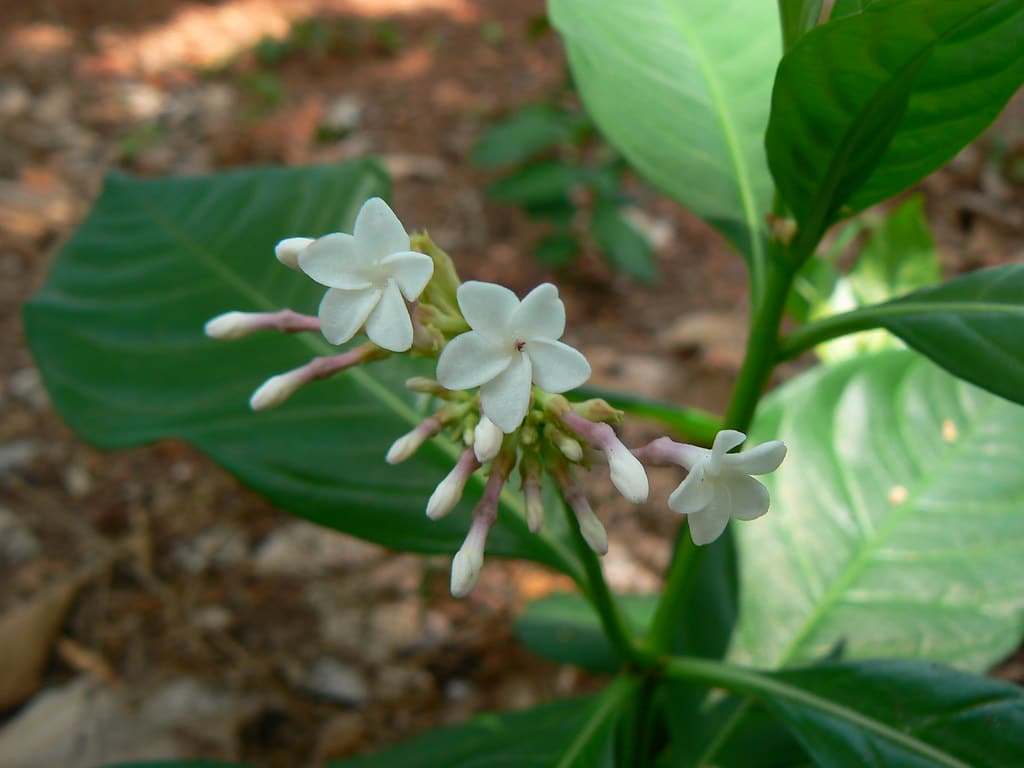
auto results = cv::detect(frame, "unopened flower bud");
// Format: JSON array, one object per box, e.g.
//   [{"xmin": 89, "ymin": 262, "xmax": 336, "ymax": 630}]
[
  {"xmin": 474, "ymin": 416, "xmax": 503, "ymax": 464},
  {"xmin": 606, "ymin": 441, "xmax": 649, "ymax": 504},
  {"xmin": 546, "ymin": 425, "xmax": 583, "ymax": 462},
  {"xmin": 205, "ymin": 311, "xmax": 255, "ymax": 340},
  {"xmin": 249, "ymin": 369, "xmax": 305, "ymax": 411},
  {"xmin": 524, "ymin": 477, "xmax": 544, "ymax": 533},
  {"xmin": 572, "ymin": 398, "xmax": 623, "ymax": 424},
  {"xmin": 568, "ymin": 488, "xmax": 607, "ymax": 555},
  {"xmin": 427, "ymin": 448, "xmax": 479, "ymax": 520},
  {"xmin": 450, "ymin": 537, "xmax": 484, "ymax": 598},
  {"xmin": 274, "ymin": 237, "xmax": 314, "ymax": 270},
  {"xmin": 386, "ymin": 414, "xmax": 444, "ymax": 465}
]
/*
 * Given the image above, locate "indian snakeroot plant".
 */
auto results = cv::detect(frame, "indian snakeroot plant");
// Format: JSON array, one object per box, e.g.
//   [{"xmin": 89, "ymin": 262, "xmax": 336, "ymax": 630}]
[
  {"xmin": 23, "ymin": 1, "xmax": 1024, "ymax": 766},
  {"xmin": 206, "ymin": 197, "xmax": 779, "ymax": 596}
]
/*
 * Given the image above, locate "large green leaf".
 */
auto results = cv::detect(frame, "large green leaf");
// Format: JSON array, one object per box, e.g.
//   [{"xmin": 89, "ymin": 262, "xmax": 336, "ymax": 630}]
[
  {"xmin": 733, "ymin": 349, "xmax": 1024, "ymax": 670},
  {"xmin": 779, "ymin": 0, "xmax": 823, "ymax": 50},
  {"xmin": 799, "ymin": 195, "xmax": 941, "ymax": 362},
  {"xmin": 781, "ymin": 264, "xmax": 1024, "ymax": 406},
  {"xmin": 768, "ymin": 0, "xmax": 1024, "ymax": 247},
  {"xmin": 23, "ymin": 164, "xmax": 576, "ymax": 574},
  {"xmin": 549, "ymin": 0, "xmax": 780, "ymax": 291},
  {"xmin": 331, "ymin": 685, "xmax": 635, "ymax": 768},
  {"xmin": 667, "ymin": 656, "xmax": 1024, "ymax": 768}
]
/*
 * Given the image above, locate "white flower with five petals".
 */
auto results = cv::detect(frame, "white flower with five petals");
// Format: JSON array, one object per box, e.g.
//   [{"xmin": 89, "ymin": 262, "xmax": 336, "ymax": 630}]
[
  {"xmin": 436, "ymin": 281, "xmax": 591, "ymax": 433},
  {"xmin": 295, "ymin": 197, "xmax": 433, "ymax": 352},
  {"xmin": 667, "ymin": 430, "xmax": 786, "ymax": 545}
]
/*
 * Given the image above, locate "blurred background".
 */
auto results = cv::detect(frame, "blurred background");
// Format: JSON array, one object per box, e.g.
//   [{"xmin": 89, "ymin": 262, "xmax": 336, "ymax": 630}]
[{"xmin": 1, "ymin": 1, "xmax": 1022, "ymax": 765}]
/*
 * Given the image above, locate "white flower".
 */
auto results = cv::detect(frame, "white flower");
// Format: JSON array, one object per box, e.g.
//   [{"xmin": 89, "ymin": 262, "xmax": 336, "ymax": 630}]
[
  {"xmin": 667, "ymin": 430, "xmax": 786, "ymax": 545},
  {"xmin": 436, "ymin": 281, "xmax": 591, "ymax": 433},
  {"xmin": 297, "ymin": 197, "xmax": 433, "ymax": 352}
]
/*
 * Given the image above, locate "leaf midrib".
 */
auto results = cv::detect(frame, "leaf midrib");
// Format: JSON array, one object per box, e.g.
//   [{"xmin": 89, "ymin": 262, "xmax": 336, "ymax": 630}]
[
  {"xmin": 131, "ymin": 188, "xmax": 581, "ymax": 579},
  {"xmin": 655, "ymin": 0, "xmax": 767, "ymax": 291},
  {"xmin": 773, "ymin": 366, "xmax": 1001, "ymax": 666}
]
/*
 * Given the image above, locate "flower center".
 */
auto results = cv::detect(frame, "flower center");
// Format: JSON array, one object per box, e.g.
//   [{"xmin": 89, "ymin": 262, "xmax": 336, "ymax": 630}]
[{"xmin": 514, "ymin": 339, "xmax": 526, "ymax": 352}]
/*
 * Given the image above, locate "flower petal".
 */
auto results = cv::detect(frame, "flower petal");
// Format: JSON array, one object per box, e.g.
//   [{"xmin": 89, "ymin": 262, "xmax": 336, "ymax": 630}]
[
  {"xmin": 686, "ymin": 501, "xmax": 732, "ymax": 546},
  {"xmin": 436, "ymin": 332, "xmax": 514, "ymax": 390},
  {"xmin": 382, "ymin": 251, "xmax": 434, "ymax": 301},
  {"xmin": 353, "ymin": 197, "xmax": 410, "ymax": 262},
  {"xmin": 510, "ymin": 282, "xmax": 565, "ymax": 340},
  {"xmin": 725, "ymin": 440, "xmax": 787, "ymax": 475},
  {"xmin": 709, "ymin": 429, "xmax": 746, "ymax": 474},
  {"xmin": 318, "ymin": 286, "xmax": 380, "ymax": 345},
  {"xmin": 457, "ymin": 281, "xmax": 519, "ymax": 344},
  {"xmin": 526, "ymin": 339, "xmax": 591, "ymax": 392},
  {"xmin": 481, "ymin": 353, "xmax": 533, "ymax": 433},
  {"xmin": 299, "ymin": 233, "xmax": 372, "ymax": 288},
  {"xmin": 725, "ymin": 472, "xmax": 770, "ymax": 520},
  {"xmin": 365, "ymin": 279, "xmax": 413, "ymax": 352},
  {"xmin": 667, "ymin": 466, "xmax": 714, "ymax": 514}
]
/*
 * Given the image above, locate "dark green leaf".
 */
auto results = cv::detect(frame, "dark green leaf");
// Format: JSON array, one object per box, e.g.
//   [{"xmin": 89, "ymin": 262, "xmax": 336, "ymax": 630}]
[
  {"xmin": 668, "ymin": 656, "xmax": 1024, "ymax": 768},
  {"xmin": 590, "ymin": 203, "xmax": 657, "ymax": 283},
  {"xmin": 534, "ymin": 233, "xmax": 579, "ymax": 268},
  {"xmin": 768, "ymin": 0, "xmax": 1024, "ymax": 247},
  {"xmin": 803, "ymin": 195, "xmax": 941, "ymax": 361},
  {"xmin": 486, "ymin": 161, "xmax": 582, "ymax": 207},
  {"xmin": 879, "ymin": 264, "xmax": 1024, "ymax": 406},
  {"xmin": 779, "ymin": 0, "xmax": 823, "ymax": 50},
  {"xmin": 104, "ymin": 763, "xmax": 254, "ymax": 768},
  {"xmin": 515, "ymin": 593, "xmax": 654, "ymax": 674},
  {"xmin": 733, "ymin": 349, "xmax": 1024, "ymax": 671},
  {"xmin": 23, "ymin": 164, "xmax": 576, "ymax": 574},
  {"xmin": 829, "ymin": 0, "xmax": 875, "ymax": 19},
  {"xmin": 472, "ymin": 106, "xmax": 579, "ymax": 167},
  {"xmin": 549, "ymin": 0, "xmax": 780, "ymax": 289},
  {"xmin": 767, "ymin": 661, "xmax": 1024, "ymax": 768},
  {"xmin": 330, "ymin": 686, "xmax": 635, "ymax": 768}
]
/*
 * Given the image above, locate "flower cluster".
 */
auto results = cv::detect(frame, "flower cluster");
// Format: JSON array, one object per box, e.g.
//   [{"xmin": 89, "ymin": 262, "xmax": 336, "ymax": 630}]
[{"xmin": 205, "ymin": 197, "xmax": 787, "ymax": 596}]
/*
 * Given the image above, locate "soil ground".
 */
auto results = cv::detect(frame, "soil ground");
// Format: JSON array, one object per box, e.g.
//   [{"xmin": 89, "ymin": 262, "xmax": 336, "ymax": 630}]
[{"xmin": 1, "ymin": 1, "xmax": 1022, "ymax": 766}]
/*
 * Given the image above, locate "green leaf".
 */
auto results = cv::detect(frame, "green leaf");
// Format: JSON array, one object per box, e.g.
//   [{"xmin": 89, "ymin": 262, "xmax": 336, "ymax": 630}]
[
  {"xmin": 829, "ymin": 0, "xmax": 874, "ymax": 19},
  {"xmin": 733, "ymin": 349, "xmax": 1024, "ymax": 671},
  {"xmin": 768, "ymin": 0, "xmax": 1024, "ymax": 248},
  {"xmin": 549, "ymin": 0, "xmax": 780, "ymax": 291},
  {"xmin": 781, "ymin": 264, "xmax": 1024, "ymax": 406},
  {"xmin": 667, "ymin": 656, "xmax": 1024, "ymax": 768},
  {"xmin": 515, "ymin": 593, "xmax": 655, "ymax": 674},
  {"xmin": 534, "ymin": 233, "xmax": 579, "ymax": 268},
  {"xmin": 590, "ymin": 203, "xmax": 657, "ymax": 283},
  {"xmin": 330, "ymin": 684, "xmax": 636, "ymax": 768},
  {"xmin": 807, "ymin": 195, "xmax": 941, "ymax": 362},
  {"xmin": 486, "ymin": 161, "xmax": 581, "ymax": 207},
  {"xmin": 472, "ymin": 106, "xmax": 581, "ymax": 167},
  {"xmin": 104, "ymin": 763, "xmax": 254, "ymax": 768},
  {"xmin": 879, "ymin": 265, "xmax": 1024, "ymax": 406},
  {"xmin": 767, "ymin": 661, "xmax": 1024, "ymax": 767},
  {"xmin": 779, "ymin": 0, "xmax": 823, "ymax": 50},
  {"xmin": 23, "ymin": 163, "xmax": 576, "ymax": 575}
]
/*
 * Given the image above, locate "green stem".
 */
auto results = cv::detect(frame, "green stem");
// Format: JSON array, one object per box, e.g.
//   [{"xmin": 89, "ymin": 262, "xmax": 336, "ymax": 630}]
[
  {"xmin": 646, "ymin": 524, "xmax": 703, "ymax": 652},
  {"xmin": 562, "ymin": 496, "xmax": 656, "ymax": 669},
  {"xmin": 723, "ymin": 259, "xmax": 797, "ymax": 432}
]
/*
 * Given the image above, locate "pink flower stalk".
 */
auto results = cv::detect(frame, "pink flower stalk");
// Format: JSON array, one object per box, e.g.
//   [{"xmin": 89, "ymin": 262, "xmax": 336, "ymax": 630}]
[{"xmin": 249, "ymin": 343, "xmax": 383, "ymax": 411}]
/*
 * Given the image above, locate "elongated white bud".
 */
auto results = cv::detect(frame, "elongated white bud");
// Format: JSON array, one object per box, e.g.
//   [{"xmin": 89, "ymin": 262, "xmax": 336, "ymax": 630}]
[
  {"xmin": 275, "ymin": 237, "xmax": 314, "ymax": 270},
  {"xmin": 205, "ymin": 311, "xmax": 258, "ymax": 340},
  {"xmin": 606, "ymin": 441, "xmax": 649, "ymax": 504},
  {"xmin": 427, "ymin": 449, "xmax": 479, "ymax": 520},
  {"xmin": 249, "ymin": 369, "xmax": 305, "ymax": 411},
  {"xmin": 560, "ymin": 410, "xmax": 648, "ymax": 503},
  {"xmin": 450, "ymin": 515, "xmax": 490, "ymax": 598},
  {"xmin": 387, "ymin": 414, "xmax": 443, "ymax": 465},
  {"xmin": 572, "ymin": 494, "xmax": 608, "ymax": 555},
  {"xmin": 473, "ymin": 416, "xmax": 503, "ymax": 464}
]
